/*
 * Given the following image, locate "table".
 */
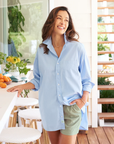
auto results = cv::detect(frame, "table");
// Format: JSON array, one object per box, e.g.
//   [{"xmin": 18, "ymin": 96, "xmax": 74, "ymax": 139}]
[{"xmin": 0, "ymin": 83, "xmax": 19, "ymax": 133}]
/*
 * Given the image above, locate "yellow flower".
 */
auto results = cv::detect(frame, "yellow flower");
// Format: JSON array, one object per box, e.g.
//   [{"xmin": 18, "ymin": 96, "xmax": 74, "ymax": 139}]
[
  {"xmin": 12, "ymin": 57, "xmax": 17, "ymax": 64},
  {"xmin": 6, "ymin": 56, "xmax": 11, "ymax": 62},
  {"xmin": 17, "ymin": 58, "xmax": 20, "ymax": 62}
]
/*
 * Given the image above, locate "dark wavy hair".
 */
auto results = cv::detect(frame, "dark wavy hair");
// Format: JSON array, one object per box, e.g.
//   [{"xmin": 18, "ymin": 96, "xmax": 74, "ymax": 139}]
[{"xmin": 39, "ymin": 6, "xmax": 79, "ymax": 54}]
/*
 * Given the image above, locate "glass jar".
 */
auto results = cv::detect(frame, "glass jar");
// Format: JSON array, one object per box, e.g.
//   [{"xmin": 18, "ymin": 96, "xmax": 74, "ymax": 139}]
[{"xmin": 9, "ymin": 64, "xmax": 19, "ymax": 77}]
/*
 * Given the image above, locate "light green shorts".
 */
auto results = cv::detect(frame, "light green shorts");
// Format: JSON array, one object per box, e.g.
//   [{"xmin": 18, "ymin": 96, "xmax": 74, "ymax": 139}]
[{"xmin": 60, "ymin": 104, "xmax": 81, "ymax": 135}]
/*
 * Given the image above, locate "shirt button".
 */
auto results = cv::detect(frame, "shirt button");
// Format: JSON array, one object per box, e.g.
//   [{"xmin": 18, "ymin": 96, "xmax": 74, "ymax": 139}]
[
  {"xmin": 59, "ymin": 95, "xmax": 60, "ymax": 96},
  {"xmin": 57, "ymin": 73, "xmax": 59, "ymax": 75},
  {"xmin": 61, "ymin": 116, "xmax": 62, "ymax": 117},
  {"xmin": 60, "ymin": 105, "xmax": 61, "ymax": 107},
  {"xmin": 58, "ymin": 84, "xmax": 59, "ymax": 86},
  {"xmin": 57, "ymin": 62, "xmax": 59, "ymax": 64}
]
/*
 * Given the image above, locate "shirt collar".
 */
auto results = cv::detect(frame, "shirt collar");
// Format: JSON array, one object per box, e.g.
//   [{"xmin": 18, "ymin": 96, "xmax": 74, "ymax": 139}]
[
  {"xmin": 42, "ymin": 33, "xmax": 68, "ymax": 47},
  {"xmin": 42, "ymin": 33, "xmax": 68, "ymax": 56}
]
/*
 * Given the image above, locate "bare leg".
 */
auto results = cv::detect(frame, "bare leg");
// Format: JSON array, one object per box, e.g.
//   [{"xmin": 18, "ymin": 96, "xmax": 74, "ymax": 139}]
[
  {"xmin": 47, "ymin": 130, "xmax": 60, "ymax": 144},
  {"xmin": 59, "ymin": 132, "xmax": 77, "ymax": 144}
]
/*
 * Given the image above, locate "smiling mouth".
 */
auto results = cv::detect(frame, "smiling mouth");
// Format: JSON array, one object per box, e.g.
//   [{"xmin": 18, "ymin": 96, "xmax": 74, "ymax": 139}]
[{"xmin": 57, "ymin": 26, "xmax": 65, "ymax": 30}]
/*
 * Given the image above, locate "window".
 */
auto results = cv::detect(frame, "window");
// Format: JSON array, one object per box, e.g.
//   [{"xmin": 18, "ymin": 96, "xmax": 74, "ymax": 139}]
[{"xmin": 0, "ymin": 0, "xmax": 48, "ymax": 64}]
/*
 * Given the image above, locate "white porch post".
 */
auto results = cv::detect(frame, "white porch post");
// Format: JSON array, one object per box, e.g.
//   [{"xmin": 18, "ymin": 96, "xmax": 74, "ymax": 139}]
[{"xmin": 91, "ymin": 0, "xmax": 98, "ymax": 127}]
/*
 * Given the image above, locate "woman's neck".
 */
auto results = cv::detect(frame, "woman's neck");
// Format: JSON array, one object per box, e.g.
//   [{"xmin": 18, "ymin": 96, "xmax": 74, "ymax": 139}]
[{"xmin": 51, "ymin": 33, "xmax": 65, "ymax": 48}]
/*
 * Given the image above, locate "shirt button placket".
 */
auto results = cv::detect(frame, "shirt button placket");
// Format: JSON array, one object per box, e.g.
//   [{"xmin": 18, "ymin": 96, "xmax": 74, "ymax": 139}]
[{"xmin": 56, "ymin": 60, "xmax": 64, "ymax": 127}]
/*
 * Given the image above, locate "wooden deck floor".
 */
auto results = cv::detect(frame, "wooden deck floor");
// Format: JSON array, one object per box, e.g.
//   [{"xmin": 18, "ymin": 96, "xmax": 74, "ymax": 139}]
[{"xmin": 40, "ymin": 127, "xmax": 114, "ymax": 144}]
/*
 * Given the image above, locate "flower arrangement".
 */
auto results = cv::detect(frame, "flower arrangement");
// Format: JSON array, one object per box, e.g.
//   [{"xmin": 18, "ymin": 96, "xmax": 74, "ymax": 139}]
[{"xmin": 5, "ymin": 56, "xmax": 30, "ymax": 75}]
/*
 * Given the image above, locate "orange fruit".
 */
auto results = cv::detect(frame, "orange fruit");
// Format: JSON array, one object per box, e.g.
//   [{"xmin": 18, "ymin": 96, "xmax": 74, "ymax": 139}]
[
  {"xmin": 0, "ymin": 83, "xmax": 7, "ymax": 88},
  {"xmin": 0, "ymin": 79, "xmax": 4, "ymax": 82},
  {"xmin": 7, "ymin": 77, "xmax": 11, "ymax": 81},
  {"xmin": 0, "ymin": 73, "xmax": 3, "ymax": 79},
  {"xmin": 0, "ymin": 82, "xmax": 3, "ymax": 87},
  {"xmin": 3, "ymin": 76, "xmax": 9, "ymax": 82}
]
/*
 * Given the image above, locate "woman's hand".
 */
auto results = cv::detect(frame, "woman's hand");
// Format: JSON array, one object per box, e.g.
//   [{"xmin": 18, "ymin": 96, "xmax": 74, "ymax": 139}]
[
  {"xmin": 7, "ymin": 82, "xmax": 35, "ymax": 97},
  {"xmin": 7, "ymin": 85, "xmax": 24, "ymax": 97},
  {"xmin": 70, "ymin": 98, "xmax": 85, "ymax": 109}
]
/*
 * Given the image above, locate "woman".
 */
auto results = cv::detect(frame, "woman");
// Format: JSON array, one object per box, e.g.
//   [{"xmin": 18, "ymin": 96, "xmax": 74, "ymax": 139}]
[{"xmin": 7, "ymin": 6, "xmax": 94, "ymax": 144}]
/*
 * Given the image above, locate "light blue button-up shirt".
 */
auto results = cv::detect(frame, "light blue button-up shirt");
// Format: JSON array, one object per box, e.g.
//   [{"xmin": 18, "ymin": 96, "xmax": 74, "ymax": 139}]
[{"xmin": 30, "ymin": 34, "xmax": 94, "ymax": 131}]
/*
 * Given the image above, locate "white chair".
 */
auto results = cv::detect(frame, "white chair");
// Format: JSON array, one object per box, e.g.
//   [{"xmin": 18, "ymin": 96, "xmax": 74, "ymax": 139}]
[
  {"xmin": 18, "ymin": 108, "xmax": 50, "ymax": 144},
  {"xmin": 0, "ymin": 127, "xmax": 41, "ymax": 144},
  {"xmin": 8, "ymin": 98, "xmax": 38, "ymax": 127}
]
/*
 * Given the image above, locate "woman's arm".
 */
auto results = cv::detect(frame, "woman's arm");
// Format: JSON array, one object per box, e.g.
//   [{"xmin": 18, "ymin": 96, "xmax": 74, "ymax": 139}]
[{"xmin": 7, "ymin": 82, "xmax": 35, "ymax": 97}]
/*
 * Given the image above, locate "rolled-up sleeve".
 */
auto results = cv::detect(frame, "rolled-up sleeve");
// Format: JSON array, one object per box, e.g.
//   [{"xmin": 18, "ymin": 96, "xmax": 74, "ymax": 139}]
[
  {"xmin": 29, "ymin": 49, "xmax": 40, "ymax": 91},
  {"xmin": 79, "ymin": 44, "xmax": 94, "ymax": 93}
]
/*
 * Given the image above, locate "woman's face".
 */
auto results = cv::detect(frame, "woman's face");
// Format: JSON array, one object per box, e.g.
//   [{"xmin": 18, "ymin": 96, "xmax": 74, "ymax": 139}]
[{"xmin": 53, "ymin": 10, "xmax": 69, "ymax": 35}]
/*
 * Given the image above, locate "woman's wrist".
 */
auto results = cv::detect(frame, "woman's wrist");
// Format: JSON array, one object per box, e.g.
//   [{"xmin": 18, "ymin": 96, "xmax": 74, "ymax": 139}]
[
  {"xmin": 80, "ymin": 98, "xmax": 86, "ymax": 105},
  {"xmin": 81, "ymin": 91, "xmax": 89, "ymax": 104}
]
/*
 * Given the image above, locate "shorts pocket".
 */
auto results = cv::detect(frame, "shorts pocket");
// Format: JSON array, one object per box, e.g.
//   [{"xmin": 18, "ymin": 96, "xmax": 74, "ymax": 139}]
[{"xmin": 73, "ymin": 103, "xmax": 81, "ymax": 111}]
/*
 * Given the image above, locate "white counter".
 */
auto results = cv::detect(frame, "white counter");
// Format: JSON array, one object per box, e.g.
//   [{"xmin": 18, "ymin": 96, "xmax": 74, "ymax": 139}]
[{"xmin": 0, "ymin": 83, "xmax": 20, "ymax": 133}]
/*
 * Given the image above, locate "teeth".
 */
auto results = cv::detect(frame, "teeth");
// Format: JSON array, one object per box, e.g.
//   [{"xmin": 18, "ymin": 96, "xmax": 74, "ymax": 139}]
[{"xmin": 58, "ymin": 26, "xmax": 64, "ymax": 29}]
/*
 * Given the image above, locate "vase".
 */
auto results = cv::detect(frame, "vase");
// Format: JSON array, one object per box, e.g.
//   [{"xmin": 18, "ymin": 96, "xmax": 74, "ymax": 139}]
[{"xmin": 9, "ymin": 64, "xmax": 19, "ymax": 77}]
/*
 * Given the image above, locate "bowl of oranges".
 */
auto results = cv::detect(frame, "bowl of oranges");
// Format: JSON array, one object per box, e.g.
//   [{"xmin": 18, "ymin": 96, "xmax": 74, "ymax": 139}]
[{"xmin": 0, "ymin": 73, "xmax": 12, "ymax": 88}]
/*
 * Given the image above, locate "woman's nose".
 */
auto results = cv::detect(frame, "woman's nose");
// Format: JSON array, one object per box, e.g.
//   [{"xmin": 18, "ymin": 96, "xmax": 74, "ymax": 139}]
[{"xmin": 60, "ymin": 19, "xmax": 64, "ymax": 25}]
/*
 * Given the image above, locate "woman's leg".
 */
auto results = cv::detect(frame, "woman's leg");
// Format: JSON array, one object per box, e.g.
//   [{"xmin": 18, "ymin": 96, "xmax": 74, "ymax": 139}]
[
  {"xmin": 47, "ymin": 130, "xmax": 60, "ymax": 144},
  {"xmin": 59, "ymin": 133, "xmax": 77, "ymax": 144}
]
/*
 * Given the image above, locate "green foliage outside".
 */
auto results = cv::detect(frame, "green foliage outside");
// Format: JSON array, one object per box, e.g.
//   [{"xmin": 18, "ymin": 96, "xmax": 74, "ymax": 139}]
[
  {"xmin": 97, "ymin": 35, "xmax": 110, "ymax": 55},
  {"xmin": 0, "ymin": 52, "xmax": 6, "ymax": 64},
  {"xmin": 98, "ymin": 17, "xmax": 104, "ymax": 23},
  {"xmin": 98, "ymin": 77, "xmax": 114, "ymax": 112}
]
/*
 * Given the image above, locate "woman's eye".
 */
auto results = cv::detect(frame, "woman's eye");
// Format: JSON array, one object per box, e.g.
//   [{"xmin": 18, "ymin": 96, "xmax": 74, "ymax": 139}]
[{"xmin": 57, "ymin": 17, "xmax": 61, "ymax": 19}]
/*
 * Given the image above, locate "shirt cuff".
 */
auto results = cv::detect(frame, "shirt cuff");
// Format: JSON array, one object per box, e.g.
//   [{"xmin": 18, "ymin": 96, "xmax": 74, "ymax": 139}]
[
  {"xmin": 29, "ymin": 79, "xmax": 40, "ymax": 91},
  {"xmin": 82, "ymin": 82, "xmax": 95, "ymax": 93}
]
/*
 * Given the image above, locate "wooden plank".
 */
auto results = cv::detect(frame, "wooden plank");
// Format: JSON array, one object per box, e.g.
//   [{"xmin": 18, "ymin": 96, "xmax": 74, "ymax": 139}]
[
  {"xmin": 103, "ymin": 127, "xmax": 114, "ymax": 144},
  {"xmin": 98, "ymin": 98, "xmax": 114, "ymax": 104},
  {"xmin": 98, "ymin": 61, "xmax": 114, "ymax": 65},
  {"xmin": 94, "ymin": 127, "xmax": 110, "ymax": 144},
  {"xmin": 77, "ymin": 134, "xmax": 88, "ymax": 144},
  {"xmin": 98, "ymin": 32, "xmax": 114, "ymax": 34},
  {"xmin": 98, "ymin": 85, "xmax": 114, "ymax": 90},
  {"xmin": 98, "ymin": 113, "xmax": 114, "ymax": 119},
  {"xmin": 87, "ymin": 128, "xmax": 99, "ymax": 144},
  {"xmin": 98, "ymin": 23, "xmax": 114, "ymax": 25},
  {"xmin": 79, "ymin": 130, "xmax": 88, "ymax": 134},
  {"xmin": 98, "ymin": 0, "xmax": 114, "ymax": 1},
  {"xmin": 98, "ymin": 51, "xmax": 114, "ymax": 54},
  {"xmin": 98, "ymin": 15, "xmax": 114, "ymax": 17},
  {"xmin": 98, "ymin": 73, "xmax": 114, "ymax": 77},
  {"xmin": 98, "ymin": 7, "xmax": 114, "ymax": 9},
  {"xmin": 98, "ymin": 41, "xmax": 114, "ymax": 44}
]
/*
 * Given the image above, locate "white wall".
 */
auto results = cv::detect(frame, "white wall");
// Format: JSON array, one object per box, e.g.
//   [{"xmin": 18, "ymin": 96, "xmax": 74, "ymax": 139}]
[{"xmin": 54, "ymin": 0, "xmax": 97, "ymax": 127}]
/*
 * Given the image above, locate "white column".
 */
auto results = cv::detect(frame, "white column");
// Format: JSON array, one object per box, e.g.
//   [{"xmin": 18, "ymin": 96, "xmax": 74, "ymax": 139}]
[{"xmin": 91, "ymin": 0, "xmax": 98, "ymax": 127}]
